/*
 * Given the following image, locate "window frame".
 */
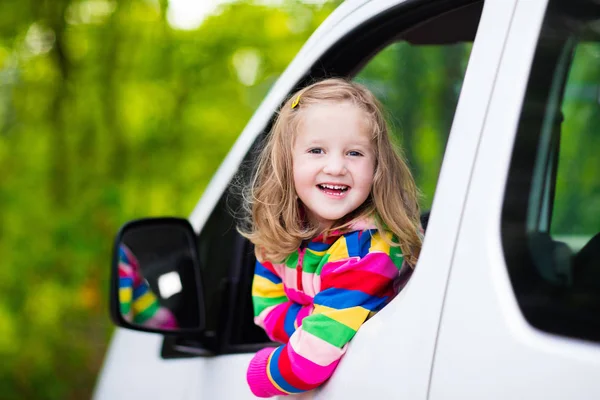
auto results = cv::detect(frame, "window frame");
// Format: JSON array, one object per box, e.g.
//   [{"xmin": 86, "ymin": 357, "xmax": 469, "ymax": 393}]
[{"xmin": 163, "ymin": 0, "xmax": 484, "ymax": 358}]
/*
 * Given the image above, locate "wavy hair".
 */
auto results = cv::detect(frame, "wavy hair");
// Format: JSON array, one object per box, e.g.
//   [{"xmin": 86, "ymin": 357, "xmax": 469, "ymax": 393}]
[{"xmin": 238, "ymin": 78, "xmax": 421, "ymax": 265}]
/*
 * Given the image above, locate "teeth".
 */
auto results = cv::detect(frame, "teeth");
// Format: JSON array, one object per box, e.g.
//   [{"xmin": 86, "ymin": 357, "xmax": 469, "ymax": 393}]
[{"xmin": 320, "ymin": 184, "xmax": 348, "ymax": 190}]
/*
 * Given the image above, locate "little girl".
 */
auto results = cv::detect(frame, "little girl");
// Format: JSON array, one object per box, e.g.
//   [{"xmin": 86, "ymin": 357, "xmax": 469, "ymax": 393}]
[{"xmin": 239, "ymin": 78, "xmax": 422, "ymax": 398}]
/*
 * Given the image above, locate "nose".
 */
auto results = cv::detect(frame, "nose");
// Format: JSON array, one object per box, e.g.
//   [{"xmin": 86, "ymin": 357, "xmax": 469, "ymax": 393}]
[{"xmin": 322, "ymin": 154, "xmax": 347, "ymax": 176}]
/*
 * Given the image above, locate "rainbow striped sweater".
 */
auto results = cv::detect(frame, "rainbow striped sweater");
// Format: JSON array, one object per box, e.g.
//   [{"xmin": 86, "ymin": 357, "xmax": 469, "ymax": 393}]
[{"xmin": 246, "ymin": 225, "xmax": 412, "ymax": 397}]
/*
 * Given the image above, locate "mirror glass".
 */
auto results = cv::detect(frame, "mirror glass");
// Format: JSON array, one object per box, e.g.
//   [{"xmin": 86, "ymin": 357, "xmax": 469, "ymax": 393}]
[{"xmin": 117, "ymin": 223, "xmax": 202, "ymax": 331}]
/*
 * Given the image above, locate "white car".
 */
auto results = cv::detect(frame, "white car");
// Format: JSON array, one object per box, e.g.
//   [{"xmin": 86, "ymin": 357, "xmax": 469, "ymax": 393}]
[{"xmin": 94, "ymin": 0, "xmax": 600, "ymax": 398}]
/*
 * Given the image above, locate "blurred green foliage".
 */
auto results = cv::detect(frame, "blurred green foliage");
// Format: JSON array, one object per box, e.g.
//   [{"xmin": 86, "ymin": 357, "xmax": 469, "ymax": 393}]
[
  {"xmin": 0, "ymin": 0, "xmax": 338, "ymax": 398},
  {"xmin": 552, "ymin": 42, "xmax": 600, "ymax": 236}
]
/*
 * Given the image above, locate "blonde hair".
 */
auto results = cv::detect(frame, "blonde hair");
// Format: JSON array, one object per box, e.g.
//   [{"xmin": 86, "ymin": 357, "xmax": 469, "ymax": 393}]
[{"xmin": 238, "ymin": 78, "xmax": 421, "ymax": 265}]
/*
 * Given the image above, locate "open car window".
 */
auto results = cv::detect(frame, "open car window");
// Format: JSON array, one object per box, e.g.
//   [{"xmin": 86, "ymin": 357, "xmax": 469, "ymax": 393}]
[
  {"xmin": 165, "ymin": 0, "xmax": 484, "ymax": 357},
  {"xmin": 355, "ymin": 40, "xmax": 472, "ymax": 216}
]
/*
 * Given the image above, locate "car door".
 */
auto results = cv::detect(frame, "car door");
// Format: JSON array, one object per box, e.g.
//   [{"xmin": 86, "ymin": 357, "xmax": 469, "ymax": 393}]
[
  {"xmin": 94, "ymin": 0, "xmax": 517, "ymax": 399},
  {"xmin": 429, "ymin": 0, "xmax": 600, "ymax": 398}
]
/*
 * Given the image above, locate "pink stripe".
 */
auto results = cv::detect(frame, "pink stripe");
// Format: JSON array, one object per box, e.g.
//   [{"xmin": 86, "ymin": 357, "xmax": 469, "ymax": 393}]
[
  {"xmin": 284, "ymin": 287, "xmax": 313, "ymax": 305},
  {"xmin": 281, "ymin": 268, "xmax": 298, "ymax": 291},
  {"xmin": 261, "ymin": 303, "xmax": 291, "ymax": 341},
  {"xmin": 295, "ymin": 304, "xmax": 313, "ymax": 327},
  {"xmin": 119, "ymin": 262, "xmax": 144, "ymax": 286},
  {"xmin": 272, "ymin": 262, "xmax": 286, "ymax": 278},
  {"xmin": 254, "ymin": 304, "xmax": 278, "ymax": 329},
  {"xmin": 289, "ymin": 328, "xmax": 346, "ymax": 367},
  {"xmin": 143, "ymin": 307, "xmax": 178, "ymax": 329},
  {"xmin": 301, "ymin": 272, "xmax": 320, "ymax": 297},
  {"xmin": 320, "ymin": 252, "xmax": 397, "ymax": 279},
  {"xmin": 286, "ymin": 331, "xmax": 344, "ymax": 384},
  {"xmin": 118, "ymin": 262, "xmax": 132, "ymax": 277}
]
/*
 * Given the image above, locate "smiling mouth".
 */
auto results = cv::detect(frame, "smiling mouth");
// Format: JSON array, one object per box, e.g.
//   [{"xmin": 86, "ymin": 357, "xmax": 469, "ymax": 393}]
[{"xmin": 317, "ymin": 184, "xmax": 349, "ymax": 196}]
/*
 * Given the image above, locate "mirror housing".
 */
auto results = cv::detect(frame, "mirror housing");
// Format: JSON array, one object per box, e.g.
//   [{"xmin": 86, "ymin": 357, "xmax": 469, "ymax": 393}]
[{"xmin": 110, "ymin": 217, "xmax": 205, "ymax": 335}]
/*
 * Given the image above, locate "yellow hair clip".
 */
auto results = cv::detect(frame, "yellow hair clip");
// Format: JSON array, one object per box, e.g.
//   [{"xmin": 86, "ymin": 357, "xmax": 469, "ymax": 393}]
[{"xmin": 291, "ymin": 94, "xmax": 301, "ymax": 109}]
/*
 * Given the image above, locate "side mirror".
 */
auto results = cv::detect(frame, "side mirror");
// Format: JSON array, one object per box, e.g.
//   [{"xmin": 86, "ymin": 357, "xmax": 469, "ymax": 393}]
[{"xmin": 110, "ymin": 217, "xmax": 205, "ymax": 334}]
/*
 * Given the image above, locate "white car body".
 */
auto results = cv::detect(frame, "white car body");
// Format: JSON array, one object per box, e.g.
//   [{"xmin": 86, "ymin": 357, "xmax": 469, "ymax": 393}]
[{"xmin": 94, "ymin": 0, "xmax": 600, "ymax": 398}]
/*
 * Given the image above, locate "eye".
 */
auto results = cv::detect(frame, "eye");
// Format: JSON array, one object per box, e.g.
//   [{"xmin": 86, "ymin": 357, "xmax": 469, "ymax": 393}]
[
  {"xmin": 347, "ymin": 150, "xmax": 363, "ymax": 157},
  {"xmin": 308, "ymin": 148, "xmax": 324, "ymax": 154}
]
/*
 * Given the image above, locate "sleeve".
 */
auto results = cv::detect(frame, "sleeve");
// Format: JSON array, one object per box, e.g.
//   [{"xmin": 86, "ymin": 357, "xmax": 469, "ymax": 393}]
[
  {"xmin": 118, "ymin": 244, "xmax": 178, "ymax": 329},
  {"xmin": 246, "ymin": 250, "xmax": 399, "ymax": 398},
  {"xmin": 253, "ymin": 259, "xmax": 313, "ymax": 344}
]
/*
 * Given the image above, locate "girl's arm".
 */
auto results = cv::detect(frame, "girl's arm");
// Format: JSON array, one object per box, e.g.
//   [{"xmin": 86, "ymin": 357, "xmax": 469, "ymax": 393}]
[
  {"xmin": 253, "ymin": 259, "xmax": 312, "ymax": 344},
  {"xmin": 247, "ymin": 250, "xmax": 403, "ymax": 397},
  {"xmin": 118, "ymin": 244, "xmax": 178, "ymax": 329}
]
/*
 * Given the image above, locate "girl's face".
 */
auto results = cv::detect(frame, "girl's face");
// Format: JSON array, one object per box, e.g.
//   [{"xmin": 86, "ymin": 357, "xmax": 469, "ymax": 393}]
[{"xmin": 292, "ymin": 101, "xmax": 375, "ymax": 231}]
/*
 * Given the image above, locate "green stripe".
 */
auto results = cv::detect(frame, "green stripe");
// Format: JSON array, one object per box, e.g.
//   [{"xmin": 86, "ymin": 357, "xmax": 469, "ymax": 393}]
[
  {"xmin": 314, "ymin": 253, "xmax": 330, "ymax": 276},
  {"xmin": 389, "ymin": 243, "xmax": 404, "ymax": 270},
  {"xmin": 285, "ymin": 251, "xmax": 298, "ymax": 269},
  {"xmin": 302, "ymin": 313, "xmax": 357, "ymax": 348},
  {"xmin": 133, "ymin": 301, "xmax": 160, "ymax": 324},
  {"xmin": 120, "ymin": 302, "xmax": 130, "ymax": 316},
  {"xmin": 303, "ymin": 250, "xmax": 323, "ymax": 274},
  {"xmin": 252, "ymin": 295, "xmax": 288, "ymax": 316}
]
